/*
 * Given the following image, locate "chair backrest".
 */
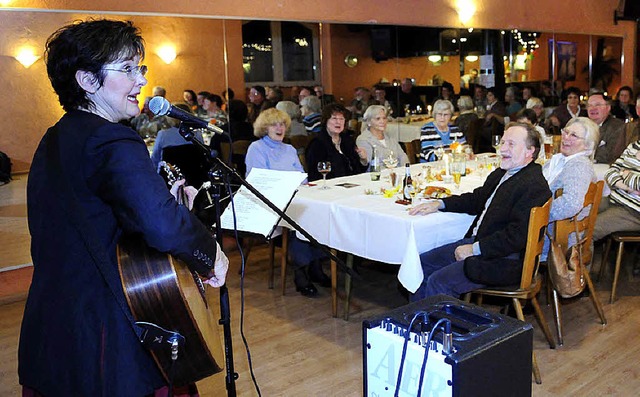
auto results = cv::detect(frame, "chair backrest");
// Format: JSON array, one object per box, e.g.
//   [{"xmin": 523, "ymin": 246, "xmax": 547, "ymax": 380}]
[
  {"xmin": 554, "ymin": 180, "xmax": 604, "ymax": 265},
  {"xmin": 232, "ymin": 140, "xmax": 252, "ymax": 155},
  {"xmin": 404, "ymin": 139, "xmax": 421, "ymax": 164},
  {"xmin": 625, "ymin": 121, "xmax": 639, "ymax": 146},
  {"xmin": 519, "ymin": 197, "xmax": 552, "ymax": 289}
]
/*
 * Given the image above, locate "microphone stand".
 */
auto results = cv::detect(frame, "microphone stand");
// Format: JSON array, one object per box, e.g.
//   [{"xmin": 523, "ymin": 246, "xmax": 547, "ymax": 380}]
[{"xmin": 177, "ymin": 122, "xmax": 358, "ymax": 397}]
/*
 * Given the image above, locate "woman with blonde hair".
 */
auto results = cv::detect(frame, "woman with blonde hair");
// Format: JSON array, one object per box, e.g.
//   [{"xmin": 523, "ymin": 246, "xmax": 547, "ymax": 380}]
[{"xmin": 246, "ymin": 108, "xmax": 328, "ymax": 297}]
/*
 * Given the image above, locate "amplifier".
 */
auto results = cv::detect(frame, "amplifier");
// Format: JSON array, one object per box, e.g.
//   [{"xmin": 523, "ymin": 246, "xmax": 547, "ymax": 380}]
[{"xmin": 363, "ymin": 295, "xmax": 533, "ymax": 397}]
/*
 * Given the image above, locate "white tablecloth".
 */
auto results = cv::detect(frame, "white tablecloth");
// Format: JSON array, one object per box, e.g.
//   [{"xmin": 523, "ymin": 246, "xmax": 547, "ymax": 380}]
[
  {"xmin": 386, "ymin": 120, "xmax": 428, "ymax": 143},
  {"xmin": 283, "ymin": 164, "xmax": 485, "ymax": 293}
]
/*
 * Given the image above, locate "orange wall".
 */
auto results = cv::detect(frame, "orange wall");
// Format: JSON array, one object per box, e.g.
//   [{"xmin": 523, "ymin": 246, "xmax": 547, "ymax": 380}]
[{"xmin": 0, "ymin": 12, "xmax": 238, "ymax": 171}]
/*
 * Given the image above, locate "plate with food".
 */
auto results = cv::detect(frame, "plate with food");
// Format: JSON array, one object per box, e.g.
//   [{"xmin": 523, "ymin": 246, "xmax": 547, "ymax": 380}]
[{"xmin": 423, "ymin": 185, "xmax": 452, "ymax": 198}]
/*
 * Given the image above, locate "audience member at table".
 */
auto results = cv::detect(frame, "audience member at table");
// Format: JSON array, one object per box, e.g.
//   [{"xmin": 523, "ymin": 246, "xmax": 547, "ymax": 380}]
[
  {"xmin": 356, "ymin": 105, "xmax": 409, "ymax": 166},
  {"xmin": 455, "ymin": 96, "xmax": 479, "ymax": 141},
  {"xmin": 516, "ymin": 108, "xmax": 547, "ymax": 161},
  {"xmin": 592, "ymin": 138, "xmax": 640, "ymax": 244},
  {"xmin": 540, "ymin": 117, "xmax": 599, "ymax": 260},
  {"xmin": 305, "ymin": 103, "xmax": 368, "ymax": 181},
  {"xmin": 195, "ymin": 90, "xmax": 210, "ymax": 118},
  {"xmin": 503, "ymin": 86, "xmax": 523, "ymax": 121},
  {"xmin": 372, "ymin": 84, "xmax": 396, "ymax": 117},
  {"xmin": 224, "ymin": 99, "xmax": 255, "ymax": 142},
  {"xmin": 183, "ymin": 89, "xmax": 198, "ymax": 112},
  {"xmin": 611, "ymin": 86, "xmax": 638, "ymax": 121},
  {"xmin": 526, "ymin": 97, "xmax": 547, "ymax": 127},
  {"xmin": 276, "ymin": 100, "xmax": 306, "ymax": 137},
  {"xmin": 203, "ymin": 93, "xmax": 227, "ymax": 125},
  {"xmin": 408, "ymin": 122, "xmax": 551, "ymax": 299},
  {"xmin": 266, "ymin": 86, "xmax": 284, "ymax": 104},
  {"xmin": 547, "ymin": 86, "xmax": 586, "ymax": 131},
  {"xmin": 473, "ymin": 85, "xmax": 488, "ymax": 116},
  {"xmin": 298, "ymin": 86, "xmax": 312, "ymax": 104},
  {"xmin": 540, "ymin": 80, "xmax": 561, "ymax": 107},
  {"xmin": 397, "ymin": 77, "xmax": 426, "ymax": 117},
  {"xmin": 522, "ymin": 86, "xmax": 535, "ymax": 103},
  {"xmin": 587, "ymin": 92, "xmax": 627, "ymax": 164},
  {"xmin": 434, "ymin": 81, "xmax": 458, "ymax": 112},
  {"xmin": 314, "ymin": 85, "xmax": 335, "ymax": 108},
  {"xmin": 152, "ymin": 85, "xmax": 166, "ymax": 98},
  {"xmin": 419, "ymin": 99, "xmax": 465, "ymax": 162},
  {"xmin": 247, "ymin": 85, "xmax": 274, "ymax": 124},
  {"xmin": 288, "ymin": 85, "xmax": 301, "ymax": 104},
  {"xmin": 347, "ymin": 86, "xmax": 371, "ymax": 120},
  {"xmin": 246, "ymin": 108, "xmax": 329, "ymax": 296},
  {"xmin": 150, "ymin": 103, "xmax": 204, "ymax": 169},
  {"xmin": 300, "ymin": 95, "xmax": 322, "ymax": 134},
  {"xmin": 221, "ymin": 87, "xmax": 234, "ymax": 112}
]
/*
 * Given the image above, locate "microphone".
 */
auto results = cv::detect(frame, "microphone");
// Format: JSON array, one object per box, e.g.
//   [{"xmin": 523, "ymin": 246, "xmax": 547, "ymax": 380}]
[{"xmin": 148, "ymin": 96, "xmax": 227, "ymax": 136}]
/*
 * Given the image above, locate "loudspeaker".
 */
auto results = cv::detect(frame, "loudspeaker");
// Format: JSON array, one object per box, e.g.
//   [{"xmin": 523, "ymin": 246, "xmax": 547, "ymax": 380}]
[
  {"xmin": 363, "ymin": 295, "xmax": 533, "ymax": 397},
  {"xmin": 371, "ymin": 28, "xmax": 393, "ymax": 62},
  {"xmin": 617, "ymin": 0, "xmax": 640, "ymax": 21}
]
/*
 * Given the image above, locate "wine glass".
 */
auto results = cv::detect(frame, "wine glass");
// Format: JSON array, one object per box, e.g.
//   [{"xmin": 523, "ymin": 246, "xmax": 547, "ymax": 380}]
[
  {"xmin": 317, "ymin": 161, "xmax": 332, "ymax": 189},
  {"xmin": 382, "ymin": 152, "xmax": 399, "ymax": 187},
  {"xmin": 491, "ymin": 135, "xmax": 502, "ymax": 153},
  {"xmin": 451, "ymin": 157, "xmax": 465, "ymax": 191}
]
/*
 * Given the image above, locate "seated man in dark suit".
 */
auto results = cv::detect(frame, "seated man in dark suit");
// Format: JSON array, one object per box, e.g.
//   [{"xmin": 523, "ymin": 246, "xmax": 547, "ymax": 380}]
[
  {"xmin": 409, "ymin": 122, "xmax": 551, "ymax": 299},
  {"xmin": 587, "ymin": 92, "xmax": 627, "ymax": 164}
]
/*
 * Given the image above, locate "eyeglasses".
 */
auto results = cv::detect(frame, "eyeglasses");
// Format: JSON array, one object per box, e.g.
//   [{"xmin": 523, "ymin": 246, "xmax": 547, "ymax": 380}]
[
  {"xmin": 329, "ymin": 116, "xmax": 345, "ymax": 122},
  {"xmin": 586, "ymin": 103, "xmax": 607, "ymax": 109},
  {"xmin": 561, "ymin": 129, "xmax": 585, "ymax": 140},
  {"xmin": 434, "ymin": 112, "xmax": 452, "ymax": 118},
  {"xmin": 103, "ymin": 64, "xmax": 148, "ymax": 81}
]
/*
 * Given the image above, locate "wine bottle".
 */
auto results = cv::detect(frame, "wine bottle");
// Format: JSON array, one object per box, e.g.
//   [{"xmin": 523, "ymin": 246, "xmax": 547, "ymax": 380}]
[{"xmin": 402, "ymin": 163, "xmax": 413, "ymax": 200}]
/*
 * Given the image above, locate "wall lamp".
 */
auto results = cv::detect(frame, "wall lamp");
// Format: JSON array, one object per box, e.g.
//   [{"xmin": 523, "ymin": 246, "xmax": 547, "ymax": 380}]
[
  {"xmin": 15, "ymin": 47, "xmax": 41, "ymax": 68},
  {"xmin": 456, "ymin": 0, "xmax": 477, "ymax": 25},
  {"xmin": 157, "ymin": 45, "xmax": 177, "ymax": 64}
]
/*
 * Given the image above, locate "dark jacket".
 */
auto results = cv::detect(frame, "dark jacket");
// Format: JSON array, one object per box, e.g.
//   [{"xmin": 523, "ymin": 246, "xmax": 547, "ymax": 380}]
[
  {"xmin": 305, "ymin": 128, "xmax": 367, "ymax": 181},
  {"xmin": 20, "ymin": 110, "xmax": 218, "ymax": 396},
  {"xmin": 442, "ymin": 161, "xmax": 551, "ymax": 285}
]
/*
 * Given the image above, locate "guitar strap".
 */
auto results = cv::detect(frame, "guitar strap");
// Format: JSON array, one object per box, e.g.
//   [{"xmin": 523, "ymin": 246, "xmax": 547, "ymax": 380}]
[{"xmin": 46, "ymin": 126, "xmax": 180, "ymax": 350}]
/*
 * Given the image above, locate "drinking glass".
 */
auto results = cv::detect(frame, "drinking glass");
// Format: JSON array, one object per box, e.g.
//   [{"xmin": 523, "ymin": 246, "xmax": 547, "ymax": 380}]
[
  {"xmin": 383, "ymin": 151, "xmax": 399, "ymax": 185},
  {"xmin": 491, "ymin": 135, "xmax": 501, "ymax": 153},
  {"xmin": 451, "ymin": 157, "xmax": 465, "ymax": 191},
  {"xmin": 317, "ymin": 161, "xmax": 332, "ymax": 189},
  {"xmin": 435, "ymin": 145, "xmax": 445, "ymax": 161}
]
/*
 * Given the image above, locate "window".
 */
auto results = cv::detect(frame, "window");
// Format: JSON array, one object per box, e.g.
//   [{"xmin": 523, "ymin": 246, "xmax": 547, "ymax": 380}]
[{"xmin": 243, "ymin": 21, "xmax": 320, "ymax": 86}]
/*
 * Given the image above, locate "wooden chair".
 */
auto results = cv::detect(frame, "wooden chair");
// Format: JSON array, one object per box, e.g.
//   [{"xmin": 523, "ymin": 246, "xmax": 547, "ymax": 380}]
[
  {"xmin": 599, "ymin": 231, "xmax": 640, "ymax": 303},
  {"xmin": 240, "ymin": 230, "xmax": 289, "ymax": 294},
  {"xmin": 288, "ymin": 135, "xmax": 313, "ymax": 172},
  {"xmin": 550, "ymin": 181, "xmax": 607, "ymax": 345},
  {"xmin": 464, "ymin": 198, "xmax": 555, "ymax": 385},
  {"xmin": 403, "ymin": 139, "xmax": 421, "ymax": 164}
]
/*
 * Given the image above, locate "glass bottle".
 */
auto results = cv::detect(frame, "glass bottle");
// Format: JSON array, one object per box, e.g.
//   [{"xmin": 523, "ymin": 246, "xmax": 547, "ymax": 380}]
[
  {"xmin": 402, "ymin": 163, "xmax": 413, "ymax": 200},
  {"xmin": 370, "ymin": 145, "xmax": 381, "ymax": 181}
]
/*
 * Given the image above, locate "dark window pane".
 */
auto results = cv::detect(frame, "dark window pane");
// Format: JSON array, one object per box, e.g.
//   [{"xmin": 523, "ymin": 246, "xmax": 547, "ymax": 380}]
[
  {"xmin": 281, "ymin": 22, "xmax": 314, "ymax": 81},
  {"xmin": 243, "ymin": 21, "xmax": 273, "ymax": 82}
]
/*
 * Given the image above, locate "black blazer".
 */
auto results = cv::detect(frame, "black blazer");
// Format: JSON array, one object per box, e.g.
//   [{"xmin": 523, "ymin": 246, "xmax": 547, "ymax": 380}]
[
  {"xmin": 442, "ymin": 161, "xmax": 551, "ymax": 285},
  {"xmin": 305, "ymin": 128, "xmax": 367, "ymax": 181}
]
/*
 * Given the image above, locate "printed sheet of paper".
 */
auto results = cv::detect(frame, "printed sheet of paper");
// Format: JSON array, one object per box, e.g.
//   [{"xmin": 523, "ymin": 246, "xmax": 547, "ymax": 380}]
[{"xmin": 220, "ymin": 168, "xmax": 307, "ymax": 237}]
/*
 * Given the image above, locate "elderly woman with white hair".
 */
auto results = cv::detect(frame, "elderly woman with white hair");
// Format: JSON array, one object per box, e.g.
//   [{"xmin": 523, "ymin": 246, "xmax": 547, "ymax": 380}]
[
  {"xmin": 541, "ymin": 116, "xmax": 600, "ymax": 260},
  {"xmin": 300, "ymin": 95, "xmax": 322, "ymax": 134},
  {"xmin": 356, "ymin": 104, "xmax": 409, "ymax": 165},
  {"xmin": 526, "ymin": 97, "xmax": 546, "ymax": 126},
  {"xmin": 276, "ymin": 100, "xmax": 306, "ymax": 137},
  {"xmin": 419, "ymin": 99, "xmax": 465, "ymax": 162},
  {"xmin": 455, "ymin": 95, "xmax": 479, "ymax": 140}
]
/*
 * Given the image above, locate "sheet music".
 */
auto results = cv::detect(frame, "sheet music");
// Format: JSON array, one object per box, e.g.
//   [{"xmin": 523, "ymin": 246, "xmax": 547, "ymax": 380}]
[{"xmin": 220, "ymin": 168, "xmax": 307, "ymax": 237}]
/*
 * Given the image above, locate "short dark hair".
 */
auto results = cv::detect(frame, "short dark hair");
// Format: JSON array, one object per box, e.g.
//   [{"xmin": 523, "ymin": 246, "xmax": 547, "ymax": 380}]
[
  {"xmin": 183, "ymin": 89, "xmax": 197, "ymax": 102},
  {"xmin": 321, "ymin": 103, "xmax": 350, "ymax": 126},
  {"xmin": 517, "ymin": 108, "xmax": 538, "ymax": 125},
  {"xmin": 565, "ymin": 86, "xmax": 582, "ymax": 97},
  {"xmin": 251, "ymin": 85, "xmax": 266, "ymax": 97},
  {"xmin": 441, "ymin": 81, "xmax": 454, "ymax": 92},
  {"xmin": 45, "ymin": 19, "xmax": 145, "ymax": 112},
  {"xmin": 204, "ymin": 93, "xmax": 222, "ymax": 107},
  {"xmin": 228, "ymin": 99, "xmax": 248, "ymax": 122},
  {"xmin": 223, "ymin": 88, "xmax": 235, "ymax": 100}
]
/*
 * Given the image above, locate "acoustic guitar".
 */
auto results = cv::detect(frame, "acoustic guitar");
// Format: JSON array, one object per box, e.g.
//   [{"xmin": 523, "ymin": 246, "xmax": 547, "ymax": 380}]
[{"xmin": 117, "ymin": 162, "xmax": 224, "ymax": 386}]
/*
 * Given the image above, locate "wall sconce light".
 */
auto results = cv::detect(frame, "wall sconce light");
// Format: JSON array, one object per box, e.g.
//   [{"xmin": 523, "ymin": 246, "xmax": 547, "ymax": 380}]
[
  {"xmin": 465, "ymin": 55, "xmax": 479, "ymax": 62},
  {"xmin": 157, "ymin": 45, "xmax": 177, "ymax": 64},
  {"xmin": 428, "ymin": 55, "xmax": 443, "ymax": 64},
  {"xmin": 15, "ymin": 47, "xmax": 41, "ymax": 68},
  {"xmin": 456, "ymin": 0, "xmax": 477, "ymax": 25}
]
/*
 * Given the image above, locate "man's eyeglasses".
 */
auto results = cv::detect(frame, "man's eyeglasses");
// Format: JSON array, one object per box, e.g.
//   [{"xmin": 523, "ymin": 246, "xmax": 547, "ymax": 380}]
[
  {"xmin": 561, "ymin": 129, "xmax": 585, "ymax": 140},
  {"xmin": 103, "ymin": 64, "xmax": 148, "ymax": 81},
  {"xmin": 586, "ymin": 103, "xmax": 607, "ymax": 109}
]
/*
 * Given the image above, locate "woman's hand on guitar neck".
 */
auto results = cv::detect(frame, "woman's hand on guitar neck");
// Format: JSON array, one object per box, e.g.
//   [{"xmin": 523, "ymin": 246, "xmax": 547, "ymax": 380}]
[
  {"xmin": 170, "ymin": 179, "xmax": 198, "ymax": 210},
  {"xmin": 203, "ymin": 242, "xmax": 229, "ymax": 288}
]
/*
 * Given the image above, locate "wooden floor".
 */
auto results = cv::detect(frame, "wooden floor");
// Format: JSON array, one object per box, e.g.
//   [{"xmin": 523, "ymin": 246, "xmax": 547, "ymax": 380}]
[{"xmin": 2, "ymin": 175, "xmax": 640, "ymax": 396}]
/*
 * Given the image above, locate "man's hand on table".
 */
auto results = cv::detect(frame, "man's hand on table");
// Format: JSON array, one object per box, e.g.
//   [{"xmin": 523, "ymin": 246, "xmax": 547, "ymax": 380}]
[{"xmin": 408, "ymin": 200, "xmax": 441, "ymax": 216}]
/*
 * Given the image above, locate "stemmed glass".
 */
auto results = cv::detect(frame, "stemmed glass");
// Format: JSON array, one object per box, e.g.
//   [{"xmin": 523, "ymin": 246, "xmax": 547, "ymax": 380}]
[
  {"xmin": 382, "ymin": 151, "xmax": 399, "ymax": 186},
  {"xmin": 451, "ymin": 157, "xmax": 465, "ymax": 192},
  {"xmin": 491, "ymin": 135, "xmax": 502, "ymax": 153},
  {"xmin": 317, "ymin": 161, "xmax": 332, "ymax": 189}
]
